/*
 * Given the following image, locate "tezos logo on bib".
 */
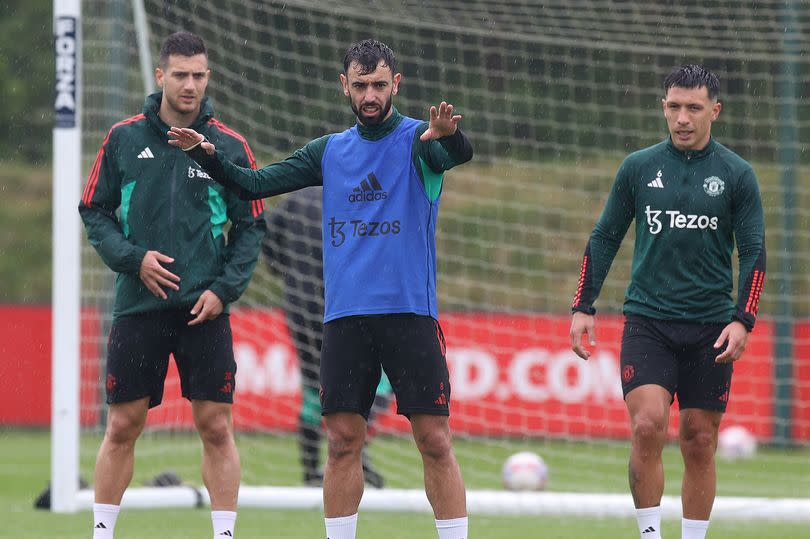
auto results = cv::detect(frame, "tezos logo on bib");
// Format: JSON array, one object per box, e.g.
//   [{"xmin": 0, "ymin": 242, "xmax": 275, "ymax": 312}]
[{"xmin": 703, "ymin": 176, "xmax": 725, "ymax": 197}]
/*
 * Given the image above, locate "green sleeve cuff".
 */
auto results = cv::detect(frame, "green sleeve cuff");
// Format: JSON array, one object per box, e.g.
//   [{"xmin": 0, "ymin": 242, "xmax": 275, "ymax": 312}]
[
  {"xmin": 122, "ymin": 246, "xmax": 148, "ymax": 275},
  {"xmin": 208, "ymin": 282, "xmax": 237, "ymax": 306}
]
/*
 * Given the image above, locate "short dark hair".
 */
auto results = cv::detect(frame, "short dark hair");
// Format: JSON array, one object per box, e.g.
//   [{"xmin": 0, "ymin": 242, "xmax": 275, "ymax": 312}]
[
  {"xmin": 159, "ymin": 31, "xmax": 207, "ymax": 68},
  {"xmin": 343, "ymin": 39, "xmax": 396, "ymax": 75},
  {"xmin": 663, "ymin": 65, "xmax": 719, "ymax": 100}
]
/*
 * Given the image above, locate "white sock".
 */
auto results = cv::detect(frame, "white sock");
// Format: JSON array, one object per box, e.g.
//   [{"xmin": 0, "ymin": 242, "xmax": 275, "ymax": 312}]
[
  {"xmin": 436, "ymin": 516, "xmax": 468, "ymax": 539},
  {"xmin": 682, "ymin": 517, "xmax": 709, "ymax": 539},
  {"xmin": 635, "ymin": 506, "xmax": 662, "ymax": 538},
  {"xmin": 324, "ymin": 513, "xmax": 358, "ymax": 539},
  {"xmin": 92, "ymin": 503, "xmax": 119, "ymax": 538},
  {"xmin": 212, "ymin": 510, "xmax": 237, "ymax": 537}
]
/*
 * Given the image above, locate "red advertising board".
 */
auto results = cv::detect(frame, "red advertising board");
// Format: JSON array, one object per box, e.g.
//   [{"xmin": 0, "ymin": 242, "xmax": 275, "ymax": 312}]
[
  {"xmin": 793, "ymin": 322, "xmax": 810, "ymax": 441},
  {"xmin": 0, "ymin": 306, "xmax": 52, "ymax": 425},
  {"xmin": 1, "ymin": 305, "xmax": 805, "ymax": 443},
  {"xmin": 0, "ymin": 305, "xmax": 100, "ymax": 426}
]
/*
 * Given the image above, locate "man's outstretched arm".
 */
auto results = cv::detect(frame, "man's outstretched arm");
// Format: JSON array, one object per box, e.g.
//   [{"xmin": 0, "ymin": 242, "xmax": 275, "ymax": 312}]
[{"xmin": 168, "ymin": 127, "xmax": 327, "ymax": 199}]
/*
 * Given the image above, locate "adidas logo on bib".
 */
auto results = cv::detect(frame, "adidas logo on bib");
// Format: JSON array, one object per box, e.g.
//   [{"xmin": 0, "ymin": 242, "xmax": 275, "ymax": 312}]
[{"xmin": 349, "ymin": 172, "xmax": 387, "ymax": 202}]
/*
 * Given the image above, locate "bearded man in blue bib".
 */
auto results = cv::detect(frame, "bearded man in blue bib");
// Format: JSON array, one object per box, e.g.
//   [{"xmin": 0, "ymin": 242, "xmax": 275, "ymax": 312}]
[{"xmin": 169, "ymin": 39, "xmax": 473, "ymax": 539}]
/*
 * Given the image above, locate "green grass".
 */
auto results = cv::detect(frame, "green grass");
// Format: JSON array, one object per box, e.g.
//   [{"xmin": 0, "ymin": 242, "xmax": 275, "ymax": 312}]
[
  {"xmin": 9, "ymin": 510, "xmax": 810, "ymax": 539},
  {"xmin": 3, "ymin": 429, "xmax": 809, "ymax": 538}
]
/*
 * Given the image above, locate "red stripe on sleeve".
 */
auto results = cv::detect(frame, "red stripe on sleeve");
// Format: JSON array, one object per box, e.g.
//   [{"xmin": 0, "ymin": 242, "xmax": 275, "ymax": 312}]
[
  {"xmin": 81, "ymin": 114, "xmax": 145, "ymax": 207},
  {"xmin": 208, "ymin": 119, "xmax": 257, "ymax": 168},
  {"xmin": 208, "ymin": 119, "xmax": 263, "ymax": 217},
  {"xmin": 745, "ymin": 270, "xmax": 765, "ymax": 315},
  {"xmin": 251, "ymin": 199, "xmax": 264, "ymax": 218},
  {"xmin": 572, "ymin": 255, "xmax": 588, "ymax": 308},
  {"xmin": 748, "ymin": 271, "xmax": 765, "ymax": 315},
  {"xmin": 754, "ymin": 272, "xmax": 764, "ymax": 315},
  {"xmin": 244, "ymin": 141, "xmax": 257, "ymax": 169},
  {"xmin": 82, "ymin": 146, "xmax": 105, "ymax": 205},
  {"xmin": 744, "ymin": 270, "xmax": 759, "ymax": 313}
]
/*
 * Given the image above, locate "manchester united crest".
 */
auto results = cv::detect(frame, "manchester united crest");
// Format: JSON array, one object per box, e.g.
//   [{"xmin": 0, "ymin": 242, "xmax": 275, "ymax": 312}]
[
  {"xmin": 703, "ymin": 176, "xmax": 725, "ymax": 197},
  {"xmin": 622, "ymin": 364, "xmax": 635, "ymax": 384}
]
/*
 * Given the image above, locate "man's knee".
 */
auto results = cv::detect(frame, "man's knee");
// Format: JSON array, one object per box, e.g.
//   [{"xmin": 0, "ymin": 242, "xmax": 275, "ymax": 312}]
[
  {"xmin": 194, "ymin": 403, "xmax": 234, "ymax": 449},
  {"xmin": 105, "ymin": 401, "xmax": 148, "ymax": 446},
  {"xmin": 680, "ymin": 428, "xmax": 717, "ymax": 462},
  {"xmin": 325, "ymin": 414, "xmax": 365, "ymax": 460},
  {"xmin": 630, "ymin": 412, "xmax": 668, "ymax": 444},
  {"xmin": 105, "ymin": 417, "xmax": 142, "ymax": 446},
  {"xmin": 414, "ymin": 424, "xmax": 453, "ymax": 461},
  {"xmin": 199, "ymin": 420, "xmax": 233, "ymax": 449}
]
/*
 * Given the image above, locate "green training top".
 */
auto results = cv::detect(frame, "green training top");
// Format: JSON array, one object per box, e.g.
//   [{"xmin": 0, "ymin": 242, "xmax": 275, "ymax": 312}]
[
  {"xmin": 572, "ymin": 137, "xmax": 766, "ymax": 330},
  {"xmin": 79, "ymin": 93, "xmax": 267, "ymax": 317}
]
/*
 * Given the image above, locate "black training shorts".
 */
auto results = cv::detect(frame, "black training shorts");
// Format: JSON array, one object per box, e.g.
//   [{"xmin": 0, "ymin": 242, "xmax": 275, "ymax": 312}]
[
  {"xmin": 319, "ymin": 314, "xmax": 450, "ymax": 419},
  {"xmin": 620, "ymin": 314, "xmax": 733, "ymax": 412},
  {"xmin": 106, "ymin": 310, "xmax": 236, "ymax": 408}
]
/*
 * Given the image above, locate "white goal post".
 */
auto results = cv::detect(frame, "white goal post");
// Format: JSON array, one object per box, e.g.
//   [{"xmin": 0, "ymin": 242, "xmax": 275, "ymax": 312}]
[
  {"xmin": 51, "ymin": 0, "xmax": 82, "ymax": 514},
  {"xmin": 53, "ymin": 0, "xmax": 810, "ymax": 521}
]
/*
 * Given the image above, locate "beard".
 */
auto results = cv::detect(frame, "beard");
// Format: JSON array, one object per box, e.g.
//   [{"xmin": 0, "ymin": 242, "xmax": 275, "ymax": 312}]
[{"xmin": 350, "ymin": 94, "xmax": 393, "ymax": 126}]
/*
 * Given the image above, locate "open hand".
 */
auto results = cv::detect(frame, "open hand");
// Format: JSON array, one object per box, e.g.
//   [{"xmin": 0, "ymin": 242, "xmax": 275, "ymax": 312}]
[
  {"xmin": 139, "ymin": 250, "xmax": 180, "ymax": 299},
  {"xmin": 570, "ymin": 311, "xmax": 596, "ymax": 360},
  {"xmin": 188, "ymin": 290, "xmax": 224, "ymax": 326},
  {"xmin": 167, "ymin": 127, "xmax": 216, "ymax": 155},
  {"xmin": 419, "ymin": 101, "xmax": 462, "ymax": 141}
]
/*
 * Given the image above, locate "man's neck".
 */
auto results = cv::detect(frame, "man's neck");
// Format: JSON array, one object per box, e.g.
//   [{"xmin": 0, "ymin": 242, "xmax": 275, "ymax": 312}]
[{"xmin": 356, "ymin": 107, "xmax": 401, "ymax": 140}]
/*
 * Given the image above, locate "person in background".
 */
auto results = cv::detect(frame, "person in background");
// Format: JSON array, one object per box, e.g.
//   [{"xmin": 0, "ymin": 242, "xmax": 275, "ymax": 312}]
[{"xmin": 262, "ymin": 186, "xmax": 389, "ymax": 488}]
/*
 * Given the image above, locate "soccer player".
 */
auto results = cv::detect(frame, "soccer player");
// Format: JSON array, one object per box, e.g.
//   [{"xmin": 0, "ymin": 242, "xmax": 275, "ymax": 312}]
[
  {"xmin": 570, "ymin": 65, "xmax": 766, "ymax": 539},
  {"xmin": 169, "ymin": 39, "xmax": 472, "ymax": 539},
  {"xmin": 79, "ymin": 32, "xmax": 265, "ymax": 539},
  {"xmin": 262, "ymin": 186, "xmax": 390, "ymax": 488}
]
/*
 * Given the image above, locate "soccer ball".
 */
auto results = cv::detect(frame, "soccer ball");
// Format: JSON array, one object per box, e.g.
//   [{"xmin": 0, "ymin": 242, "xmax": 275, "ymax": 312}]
[
  {"xmin": 718, "ymin": 425, "xmax": 757, "ymax": 460},
  {"xmin": 502, "ymin": 451, "xmax": 548, "ymax": 491}
]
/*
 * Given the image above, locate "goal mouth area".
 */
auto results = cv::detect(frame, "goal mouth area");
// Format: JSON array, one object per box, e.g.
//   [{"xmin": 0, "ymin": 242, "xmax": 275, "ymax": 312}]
[{"xmin": 50, "ymin": 0, "xmax": 810, "ymax": 519}]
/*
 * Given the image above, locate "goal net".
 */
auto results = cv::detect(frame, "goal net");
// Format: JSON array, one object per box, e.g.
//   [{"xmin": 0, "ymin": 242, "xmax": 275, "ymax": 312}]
[{"xmin": 62, "ymin": 0, "xmax": 810, "ymax": 518}]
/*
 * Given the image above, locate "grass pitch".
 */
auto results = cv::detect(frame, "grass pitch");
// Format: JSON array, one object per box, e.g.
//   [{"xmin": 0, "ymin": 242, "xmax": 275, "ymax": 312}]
[{"xmin": 3, "ymin": 430, "xmax": 809, "ymax": 538}]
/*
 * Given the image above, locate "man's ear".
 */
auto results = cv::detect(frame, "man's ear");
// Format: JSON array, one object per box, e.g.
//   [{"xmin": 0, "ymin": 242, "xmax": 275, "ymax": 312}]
[
  {"xmin": 711, "ymin": 100, "xmax": 722, "ymax": 121},
  {"xmin": 339, "ymin": 73, "xmax": 350, "ymax": 97}
]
